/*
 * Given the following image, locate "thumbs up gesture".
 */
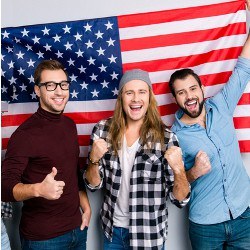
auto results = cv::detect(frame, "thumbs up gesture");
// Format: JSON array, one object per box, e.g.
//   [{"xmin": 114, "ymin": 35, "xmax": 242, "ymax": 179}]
[{"xmin": 38, "ymin": 167, "xmax": 65, "ymax": 200}]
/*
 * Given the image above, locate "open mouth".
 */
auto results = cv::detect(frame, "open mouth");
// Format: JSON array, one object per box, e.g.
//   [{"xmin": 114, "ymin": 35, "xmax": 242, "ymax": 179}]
[
  {"xmin": 53, "ymin": 98, "xmax": 64, "ymax": 104},
  {"xmin": 185, "ymin": 99, "xmax": 197, "ymax": 111},
  {"xmin": 130, "ymin": 105, "xmax": 142, "ymax": 111}
]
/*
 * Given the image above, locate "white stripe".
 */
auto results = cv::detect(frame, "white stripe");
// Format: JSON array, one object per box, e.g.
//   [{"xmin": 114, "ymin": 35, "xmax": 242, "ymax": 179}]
[
  {"xmin": 236, "ymin": 129, "xmax": 250, "ymax": 140},
  {"xmin": 122, "ymin": 34, "xmax": 246, "ymax": 63},
  {"xmin": 119, "ymin": 10, "xmax": 245, "ymax": 40},
  {"xmin": 150, "ymin": 59, "xmax": 237, "ymax": 83},
  {"xmin": 155, "ymin": 93, "xmax": 175, "ymax": 106},
  {"xmin": 234, "ymin": 106, "xmax": 250, "ymax": 117},
  {"xmin": 161, "ymin": 114, "xmax": 175, "ymax": 127}
]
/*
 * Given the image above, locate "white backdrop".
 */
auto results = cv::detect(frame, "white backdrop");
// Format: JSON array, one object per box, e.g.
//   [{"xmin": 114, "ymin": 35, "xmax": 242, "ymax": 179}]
[{"xmin": 2, "ymin": 1, "xmax": 250, "ymax": 250}]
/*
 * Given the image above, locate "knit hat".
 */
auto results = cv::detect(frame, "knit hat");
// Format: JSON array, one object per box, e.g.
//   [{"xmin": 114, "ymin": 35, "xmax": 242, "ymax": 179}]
[{"xmin": 118, "ymin": 69, "xmax": 152, "ymax": 92}]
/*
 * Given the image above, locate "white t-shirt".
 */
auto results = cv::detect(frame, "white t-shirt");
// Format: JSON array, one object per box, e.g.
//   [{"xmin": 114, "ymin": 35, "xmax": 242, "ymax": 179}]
[{"xmin": 113, "ymin": 136, "xmax": 139, "ymax": 228}]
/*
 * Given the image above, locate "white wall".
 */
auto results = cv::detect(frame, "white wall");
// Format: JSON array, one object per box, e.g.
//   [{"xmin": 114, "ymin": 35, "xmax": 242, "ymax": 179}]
[{"xmin": 2, "ymin": 1, "xmax": 250, "ymax": 250}]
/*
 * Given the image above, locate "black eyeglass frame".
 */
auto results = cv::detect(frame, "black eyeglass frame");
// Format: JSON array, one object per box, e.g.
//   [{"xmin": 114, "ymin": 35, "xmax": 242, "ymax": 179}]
[{"xmin": 37, "ymin": 80, "xmax": 71, "ymax": 91}]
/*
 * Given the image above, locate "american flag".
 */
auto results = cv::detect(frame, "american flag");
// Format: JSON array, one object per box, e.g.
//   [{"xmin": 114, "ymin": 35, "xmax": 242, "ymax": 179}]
[{"xmin": 1, "ymin": 0, "xmax": 250, "ymax": 165}]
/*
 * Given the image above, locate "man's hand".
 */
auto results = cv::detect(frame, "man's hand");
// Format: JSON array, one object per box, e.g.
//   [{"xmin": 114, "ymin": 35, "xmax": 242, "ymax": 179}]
[
  {"xmin": 246, "ymin": 0, "xmax": 250, "ymax": 10},
  {"xmin": 90, "ymin": 138, "xmax": 108, "ymax": 163},
  {"xmin": 37, "ymin": 167, "xmax": 65, "ymax": 200},
  {"xmin": 187, "ymin": 150, "xmax": 211, "ymax": 182},
  {"xmin": 164, "ymin": 146, "xmax": 185, "ymax": 174},
  {"xmin": 80, "ymin": 209, "xmax": 91, "ymax": 230}
]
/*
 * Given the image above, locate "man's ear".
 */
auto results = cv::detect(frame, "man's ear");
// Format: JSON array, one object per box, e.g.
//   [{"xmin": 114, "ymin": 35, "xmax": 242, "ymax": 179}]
[{"xmin": 34, "ymin": 85, "xmax": 40, "ymax": 97}]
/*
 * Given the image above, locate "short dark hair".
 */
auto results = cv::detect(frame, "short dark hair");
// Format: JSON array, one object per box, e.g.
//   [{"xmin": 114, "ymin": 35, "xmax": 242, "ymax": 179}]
[
  {"xmin": 34, "ymin": 60, "xmax": 67, "ymax": 85},
  {"xmin": 169, "ymin": 68, "xmax": 202, "ymax": 97}
]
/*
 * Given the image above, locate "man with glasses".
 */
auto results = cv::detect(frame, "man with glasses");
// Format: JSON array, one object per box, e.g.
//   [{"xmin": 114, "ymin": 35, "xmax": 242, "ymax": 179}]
[{"xmin": 2, "ymin": 60, "xmax": 91, "ymax": 250}]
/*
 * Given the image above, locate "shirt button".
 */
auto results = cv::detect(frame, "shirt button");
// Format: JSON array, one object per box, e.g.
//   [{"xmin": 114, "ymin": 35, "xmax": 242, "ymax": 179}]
[
  {"xmin": 224, "ymin": 179, "xmax": 227, "ymax": 182},
  {"xmin": 223, "ymin": 164, "xmax": 225, "ymax": 167},
  {"xmin": 218, "ymin": 148, "xmax": 221, "ymax": 151}
]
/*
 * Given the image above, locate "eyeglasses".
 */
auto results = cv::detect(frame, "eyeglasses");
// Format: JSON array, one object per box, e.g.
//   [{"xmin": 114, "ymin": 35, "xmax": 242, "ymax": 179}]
[{"xmin": 37, "ymin": 80, "xmax": 71, "ymax": 91}]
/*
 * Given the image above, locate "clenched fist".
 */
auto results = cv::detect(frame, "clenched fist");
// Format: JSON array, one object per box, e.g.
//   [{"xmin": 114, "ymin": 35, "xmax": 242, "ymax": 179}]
[{"xmin": 90, "ymin": 138, "xmax": 108, "ymax": 163}]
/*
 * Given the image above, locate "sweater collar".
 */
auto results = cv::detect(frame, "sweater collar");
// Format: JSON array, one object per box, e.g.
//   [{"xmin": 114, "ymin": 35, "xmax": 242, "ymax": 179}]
[{"xmin": 37, "ymin": 106, "xmax": 63, "ymax": 121}]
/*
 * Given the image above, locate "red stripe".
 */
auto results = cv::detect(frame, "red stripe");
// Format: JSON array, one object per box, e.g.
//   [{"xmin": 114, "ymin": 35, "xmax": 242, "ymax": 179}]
[
  {"xmin": 238, "ymin": 140, "xmax": 250, "ymax": 153},
  {"xmin": 64, "ymin": 110, "xmax": 113, "ymax": 124},
  {"xmin": 78, "ymin": 135, "xmax": 91, "ymax": 146},
  {"xmin": 158, "ymin": 103, "xmax": 178, "ymax": 116},
  {"xmin": 122, "ymin": 47, "xmax": 242, "ymax": 72},
  {"xmin": 153, "ymin": 71, "xmax": 233, "ymax": 95},
  {"xmin": 1, "ymin": 114, "xmax": 32, "ymax": 127},
  {"xmin": 238, "ymin": 93, "xmax": 250, "ymax": 105},
  {"xmin": 234, "ymin": 117, "xmax": 250, "ymax": 129},
  {"xmin": 120, "ymin": 23, "xmax": 246, "ymax": 52},
  {"xmin": 118, "ymin": 1, "xmax": 244, "ymax": 28},
  {"xmin": 1, "ymin": 110, "xmax": 114, "ymax": 128},
  {"xmin": 2, "ymin": 138, "xmax": 9, "ymax": 150}
]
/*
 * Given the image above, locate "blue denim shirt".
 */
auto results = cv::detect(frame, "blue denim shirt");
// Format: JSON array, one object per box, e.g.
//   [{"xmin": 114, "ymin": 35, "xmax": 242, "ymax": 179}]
[{"xmin": 172, "ymin": 57, "xmax": 250, "ymax": 224}]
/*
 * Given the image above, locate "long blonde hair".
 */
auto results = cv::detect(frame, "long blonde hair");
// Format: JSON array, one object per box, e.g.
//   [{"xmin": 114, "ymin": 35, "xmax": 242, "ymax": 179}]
[{"xmin": 108, "ymin": 87, "xmax": 165, "ymax": 154}]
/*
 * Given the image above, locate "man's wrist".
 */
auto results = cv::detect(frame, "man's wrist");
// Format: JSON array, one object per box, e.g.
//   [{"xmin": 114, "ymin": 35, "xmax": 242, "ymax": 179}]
[{"xmin": 88, "ymin": 154, "xmax": 99, "ymax": 165}]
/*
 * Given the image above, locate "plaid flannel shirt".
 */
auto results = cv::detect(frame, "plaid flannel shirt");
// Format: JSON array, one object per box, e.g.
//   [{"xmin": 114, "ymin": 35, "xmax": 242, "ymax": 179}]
[
  {"xmin": 84, "ymin": 118, "xmax": 190, "ymax": 250},
  {"xmin": 1, "ymin": 202, "xmax": 12, "ymax": 219}
]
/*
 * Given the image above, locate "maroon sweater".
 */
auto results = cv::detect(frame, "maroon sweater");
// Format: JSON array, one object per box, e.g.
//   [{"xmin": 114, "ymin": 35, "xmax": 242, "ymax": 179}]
[{"xmin": 2, "ymin": 107, "xmax": 83, "ymax": 240}]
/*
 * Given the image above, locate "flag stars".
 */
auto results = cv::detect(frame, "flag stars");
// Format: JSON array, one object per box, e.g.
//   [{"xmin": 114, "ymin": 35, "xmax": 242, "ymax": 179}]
[
  {"xmin": 7, "ymin": 61, "xmax": 15, "ymax": 69},
  {"xmin": 99, "ymin": 64, "xmax": 107, "ymax": 72},
  {"xmin": 87, "ymin": 56, "xmax": 96, "ymax": 65},
  {"xmin": 30, "ymin": 92, "xmax": 37, "ymax": 99},
  {"xmin": 41, "ymin": 26, "xmax": 50, "ymax": 35},
  {"xmin": 85, "ymin": 40, "xmax": 94, "ymax": 49},
  {"xmin": 108, "ymin": 54, "xmax": 117, "ymax": 64},
  {"xmin": 17, "ymin": 67, "xmax": 25, "ymax": 75},
  {"xmin": 75, "ymin": 49, "xmax": 84, "ymax": 58},
  {"xmin": 91, "ymin": 89, "xmax": 99, "ymax": 98},
  {"xmin": 11, "ymin": 93, "xmax": 19, "ymax": 101},
  {"xmin": 14, "ymin": 37, "xmax": 21, "ymax": 43},
  {"xmin": 78, "ymin": 65, "xmax": 86, "ymax": 73},
  {"xmin": 90, "ymin": 73, "xmax": 98, "ymax": 81},
  {"xmin": 1, "ymin": 54, "xmax": 5, "ymax": 61},
  {"xmin": 110, "ymin": 71, "xmax": 119, "ymax": 80},
  {"xmin": 28, "ymin": 75, "xmax": 35, "ymax": 83},
  {"xmin": 100, "ymin": 80, "xmax": 109, "ymax": 88},
  {"xmin": 112, "ymin": 88, "xmax": 119, "ymax": 96},
  {"xmin": 55, "ymin": 50, "xmax": 63, "ymax": 58},
  {"xmin": 43, "ymin": 43, "xmax": 52, "ymax": 51},
  {"xmin": 96, "ymin": 47, "xmax": 105, "ymax": 56},
  {"xmin": 70, "ymin": 90, "xmax": 79, "ymax": 98},
  {"xmin": 2, "ymin": 30, "xmax": 10, "ymax": 39},
  {"xmin": 106, "ymin": 38, "xmax": 115, "ymax": 46},
  {"xmin": 32, "ymin": 35, "xmax": 40, "ymax": 44},
  {"xmin": 63, "ymin": 25, "xmax": 71, "ymax": 34},
  {"xmin": 95, "ymin": 30, "xmax": 104, "ymax": 39},
  {"xmin": 16, "ymin": 51, "xmax": 25, "ymax": 59},
  {"xmin": 74, "ymin": 32, "xmax": 82, "ymax": 41},
  {"xmin": 21, "ymin": 28, "xmax": 29, "ymax": 37},
  {"xmin": 64, "ymin": 41, "xmax": 73, "ymax": 50},
  {"xmin": 67, "ymin": 58, "xmax": 75, "ymax": 66},
  {"xmin": 27, "ymin": 59, "xmax": 36, "ymax": 67},
  {"xmin": 69, "ymin": 74, "xmax": 78, "ymax": 82},
  {"xmin": 105, "ymin": 21, "xmax": 114, "ymax": 30},
  {"xmin": 19, "ymin": 83, "xmax": 27, "ymax": 92},
  {"xmin": 6, "ymin": 46, "xmax": 13, "ymax": 53},
  {"xmin": 25, "ymin": 44, "xmax": 33, "ymax": 51},
  {"xmin": 1, "ymin": 70, "xmax": 6, "ymax": 77},
  {"xmin": 83, "ymin": 23, "xmax": 92, "ymax": 32},
  {"xmin": 9, "ymin": 76, "xmax": 17, "ymax": 85},
  {"xmin": 36, "ymin": 51, "xmax": 44, "ymax": 59},
  {"xmin": 80, "ymin": 81, "xmax": 88, "ymax": 89},
  {"xmin": 2, "ymin": 85, "xmax": 7, "ymax": 93},
  {"xmin": 53, "ymin": 34, "xmax": 61, "ymax": 42}
]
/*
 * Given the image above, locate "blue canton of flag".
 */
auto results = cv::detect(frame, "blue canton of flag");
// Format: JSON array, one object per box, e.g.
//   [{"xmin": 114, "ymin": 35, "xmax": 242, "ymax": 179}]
[{"xmin": 1, "ymin": 17, "xmax": 123, "ymax": 104}]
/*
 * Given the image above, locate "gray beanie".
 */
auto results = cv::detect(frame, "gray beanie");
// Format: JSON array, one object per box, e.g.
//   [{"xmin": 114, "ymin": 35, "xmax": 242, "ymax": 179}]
[{"xmin": 118, "ymin": 69, "xmax": 152, "ymax": 92}]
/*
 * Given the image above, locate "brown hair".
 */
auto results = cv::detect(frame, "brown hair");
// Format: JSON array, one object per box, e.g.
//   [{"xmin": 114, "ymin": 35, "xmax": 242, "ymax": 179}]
[
  {"xmin": 108, "ymin": 87, "xmax": 166, "ymax": 154},
  {"xmin": 34, "ymin": 60, "xmax": 67, "ymax": 85}
]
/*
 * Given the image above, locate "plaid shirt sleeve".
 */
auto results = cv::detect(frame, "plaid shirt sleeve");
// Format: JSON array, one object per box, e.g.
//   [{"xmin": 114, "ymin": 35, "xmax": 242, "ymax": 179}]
[
  {"xmin": 1, "ymin": 202, "xmax": 12, "ymax": 218},
  {"xmin": 83, "ymin": 119, "xmax": 108, "ymax": 191},
  {"xmin": 165, "ymin": 129, "xmax": 191, "ymax": 208}
]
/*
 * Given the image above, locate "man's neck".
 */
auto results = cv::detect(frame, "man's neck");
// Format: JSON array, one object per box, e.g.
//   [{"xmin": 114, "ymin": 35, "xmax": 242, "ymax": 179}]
[
  {"xmin": 125, "ymin": 120, "xmax": 142, "ymax": 147},
  {"xmin": 180, "ymin": 108, "xmax": 206, "ymax": 128}
]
